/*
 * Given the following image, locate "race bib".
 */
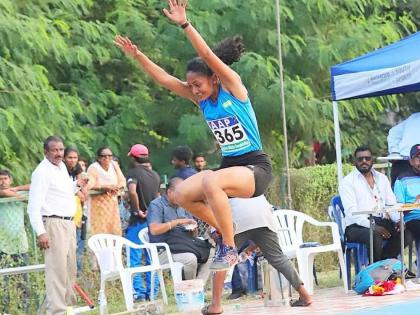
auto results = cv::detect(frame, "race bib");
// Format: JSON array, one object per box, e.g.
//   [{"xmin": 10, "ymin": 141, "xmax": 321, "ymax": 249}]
[{"xmin": 207, "ymin": 116, "xmax": 250, "ymax": 154}]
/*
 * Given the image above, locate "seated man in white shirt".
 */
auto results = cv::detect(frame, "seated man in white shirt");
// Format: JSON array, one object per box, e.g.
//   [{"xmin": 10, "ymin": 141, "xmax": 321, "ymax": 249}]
[
  {"xmin": 339, "ymin": 145, "xmax": 403, "ymax": 262},
  {"xmin": 387, "ymin": 112, "xmax": 420, "ymax": 186}
]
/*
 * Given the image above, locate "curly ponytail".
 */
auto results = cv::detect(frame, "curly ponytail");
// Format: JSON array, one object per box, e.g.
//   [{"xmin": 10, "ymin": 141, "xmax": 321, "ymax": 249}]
[
  {"xmin": 212, "ymin": 36, "xmax": 245, "ymax": 66},
  {"xmin": 186, "ymin": 36, "xmax": 245, "ymax": 76}
]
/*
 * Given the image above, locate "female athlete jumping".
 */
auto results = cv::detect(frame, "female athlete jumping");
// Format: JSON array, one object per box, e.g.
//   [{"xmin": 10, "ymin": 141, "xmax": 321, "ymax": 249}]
[{"xmin": 115, "ymin": 0, "xmax": 272, "ymax": 270}]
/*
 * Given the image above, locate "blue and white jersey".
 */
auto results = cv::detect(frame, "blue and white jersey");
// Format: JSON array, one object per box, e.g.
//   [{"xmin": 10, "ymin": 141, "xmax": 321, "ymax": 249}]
[
  {"xmin": 199, "ymin": 86, "xmax": 262, "ymax": 157},
  {"xmin": 394, "ymin": 170, "xmax": 420, "ymax": 223}
]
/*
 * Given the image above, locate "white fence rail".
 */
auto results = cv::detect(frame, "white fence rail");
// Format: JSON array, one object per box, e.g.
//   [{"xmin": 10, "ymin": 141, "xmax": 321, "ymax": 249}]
[{"xmin": 0, "ymin": 264, "xmax": 45, "ymax": 276}]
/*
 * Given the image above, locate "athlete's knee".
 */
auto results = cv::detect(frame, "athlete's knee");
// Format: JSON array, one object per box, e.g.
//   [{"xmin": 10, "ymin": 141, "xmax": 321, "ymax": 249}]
[
  {"xmin": 201, "ymin": 172, "xmax": 219, "ymax": 195},
  {"xmin": 174, "ymin": 186, "xmax": 189, "ymax": 206}
]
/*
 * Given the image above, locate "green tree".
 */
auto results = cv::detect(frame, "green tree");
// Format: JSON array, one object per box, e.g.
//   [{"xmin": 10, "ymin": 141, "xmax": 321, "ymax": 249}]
[{"xmin": 0, "ymin": 0, "xmax": 418, "ymax": 183}]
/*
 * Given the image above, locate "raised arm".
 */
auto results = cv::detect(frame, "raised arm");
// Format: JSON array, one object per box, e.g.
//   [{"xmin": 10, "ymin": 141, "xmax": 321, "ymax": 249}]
[
  {"xmin": 114, "ymin": 35, "xmax": 196, "ymax": 103},
  {"xmin": 163, "ymin": 0, "xmax": 248, "ymax": 100}
]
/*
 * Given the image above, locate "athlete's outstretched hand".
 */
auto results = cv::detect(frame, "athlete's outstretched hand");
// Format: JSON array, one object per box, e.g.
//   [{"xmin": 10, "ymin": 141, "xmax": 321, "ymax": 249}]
[
  {"xmin": 114, "ymin": 35, "xmax": 139, "ymax": 58},
  {"xmin": 163, "ymin": 0, "xmax": 188, "ymax": 25}
]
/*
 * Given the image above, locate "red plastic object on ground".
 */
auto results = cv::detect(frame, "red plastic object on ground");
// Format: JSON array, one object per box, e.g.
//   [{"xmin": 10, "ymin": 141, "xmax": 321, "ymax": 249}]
[{"xmin": 74, "ymin": 283, "xmax": 95, "ymax": 309}]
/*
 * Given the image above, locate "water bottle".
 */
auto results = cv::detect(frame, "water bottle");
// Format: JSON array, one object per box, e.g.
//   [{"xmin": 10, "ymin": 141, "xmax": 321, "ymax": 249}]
[
  {"xmin": 262, "ymin": 259, "xmax": 288, "ymax": 307},
  {"xmin": 262, "ymin": 259, "xmax": 271, "ymax": 303}
]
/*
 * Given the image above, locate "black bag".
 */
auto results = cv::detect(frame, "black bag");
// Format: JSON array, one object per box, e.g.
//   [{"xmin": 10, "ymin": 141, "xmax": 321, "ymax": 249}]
[{"xmin": 164, "ymin": 229, "xmax": 212, "ymax": 264}]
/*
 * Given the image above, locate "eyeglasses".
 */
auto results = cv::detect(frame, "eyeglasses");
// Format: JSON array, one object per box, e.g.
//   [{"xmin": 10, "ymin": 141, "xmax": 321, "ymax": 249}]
[
  {"xmin": 356, "ymin": 156, "xmax": 372, "ymax": 162},
  {"xmin": 99, "ymin": 154, "xmax": 113, "ymax": 158}
]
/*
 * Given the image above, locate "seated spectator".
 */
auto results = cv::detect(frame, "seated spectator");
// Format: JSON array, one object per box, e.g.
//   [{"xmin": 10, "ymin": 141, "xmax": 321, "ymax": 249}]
[
  {"xmin": 0, "ymin": 169, "xmax": 30, "ymax": 313},
  {"xmin": 203, "ymin": 195, "xmax": 311, "ymax": 314},
  {"xmin": 339, "ymin": 145, "xmax": 405, "ymax": 262},
  {"xmin": 170, "ymin": 146, "xmax": 197, "ymax": 180},
  {"xmin": 147, "ymin": 177, "xmax": 212, "ymax": 282},
  {"xmin": 394, "ymin": 144, "xmax": 420, "ymax": 240}
]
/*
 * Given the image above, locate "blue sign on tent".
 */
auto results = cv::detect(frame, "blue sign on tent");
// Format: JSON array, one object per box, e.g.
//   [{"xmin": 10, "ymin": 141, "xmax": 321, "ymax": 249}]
[
  {"xmin": 330, "ymin": 31, "xmax": 420, "ymax": 184},
  {"xmin": 331, "ymin": 31, "xmax": 420, "ymax": 101}
]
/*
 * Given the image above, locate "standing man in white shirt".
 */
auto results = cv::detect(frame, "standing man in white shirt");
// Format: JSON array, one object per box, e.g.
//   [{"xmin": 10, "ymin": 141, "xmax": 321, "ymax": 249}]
[
  {"xmin": 387, "ymin": 112, "xmax": 420, "ymax": 186},
  {"xmin": 27, "ymin": 136, "xmax": 87, "ymax": 315},
  {"xmin": 339, "ymin": 145, "xmax": 402, "ymax": 263}
]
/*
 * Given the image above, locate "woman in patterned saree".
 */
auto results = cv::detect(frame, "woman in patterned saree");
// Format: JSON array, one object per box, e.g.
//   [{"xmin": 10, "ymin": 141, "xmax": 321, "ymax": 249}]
[{"xmin": 87, "ymin": 147, "xmax": 126, "ymax": 236}]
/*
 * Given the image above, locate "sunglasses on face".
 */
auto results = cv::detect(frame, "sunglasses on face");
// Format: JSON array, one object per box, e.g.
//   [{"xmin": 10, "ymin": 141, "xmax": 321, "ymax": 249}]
[{"xmin": 356, "ymin": 156, "xmax": 372, "ymax": 162}]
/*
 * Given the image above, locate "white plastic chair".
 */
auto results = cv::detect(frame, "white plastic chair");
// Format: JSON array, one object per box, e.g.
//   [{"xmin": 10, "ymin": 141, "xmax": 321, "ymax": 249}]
[
  {"xmin": 138, "ymin": 227, "xmax": 183, "ymax": 283},
  {"xmin": 87, "ymin": 234, "xmax": 168, "ymax": 314},
  {"xmin": 273, "ymin": 209, "xmax": 348, "ymax": 294}
]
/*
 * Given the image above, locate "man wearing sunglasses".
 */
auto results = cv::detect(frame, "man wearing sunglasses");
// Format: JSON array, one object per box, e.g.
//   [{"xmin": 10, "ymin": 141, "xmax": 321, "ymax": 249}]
[{"xmin": 339, "ymin": 145, "xmax": 402, "ymax": 262}]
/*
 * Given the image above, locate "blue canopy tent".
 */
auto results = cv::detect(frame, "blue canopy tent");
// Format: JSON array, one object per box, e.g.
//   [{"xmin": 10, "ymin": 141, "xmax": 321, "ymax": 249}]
[{"xmin": 330, "ymin": 31, "xmax": 420, "ymax": 182}]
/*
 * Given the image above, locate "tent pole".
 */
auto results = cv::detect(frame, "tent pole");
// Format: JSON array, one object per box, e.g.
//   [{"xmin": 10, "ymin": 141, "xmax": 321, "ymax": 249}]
[
  {"xmin": 275, "ymin": 0, "xmax": 292, "ymax": 208},
  {"xmin": 333, "ymin": 101, "xmax": 343, "ymax": 184}
]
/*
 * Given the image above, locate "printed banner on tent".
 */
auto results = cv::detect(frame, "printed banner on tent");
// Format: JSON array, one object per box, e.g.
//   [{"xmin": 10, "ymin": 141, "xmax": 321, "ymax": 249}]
[{"xmin": 332, "ymin": 59, "xmax": 420, "ymax": 100}]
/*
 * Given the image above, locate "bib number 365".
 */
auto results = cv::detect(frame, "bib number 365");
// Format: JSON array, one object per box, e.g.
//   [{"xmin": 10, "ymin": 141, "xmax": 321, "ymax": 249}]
[
  {"xmin": 207, "ymin": 116, "xmax": 251, "ymax": 154},
  {"xmin": 214, "ymin": 126, "xmax": 244, "ymax": 144}
]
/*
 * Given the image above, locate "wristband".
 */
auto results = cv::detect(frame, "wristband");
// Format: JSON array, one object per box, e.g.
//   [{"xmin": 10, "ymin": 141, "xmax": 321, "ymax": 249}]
[{"xmin": 180, "ymin": 21, "xmax": 190, "ymax": 29}]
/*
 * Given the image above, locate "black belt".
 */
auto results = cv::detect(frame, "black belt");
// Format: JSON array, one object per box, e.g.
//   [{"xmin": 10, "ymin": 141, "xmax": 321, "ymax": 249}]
[{"xmin": 43, "ymin": 215, "xmax": 74, "ymax": 220}]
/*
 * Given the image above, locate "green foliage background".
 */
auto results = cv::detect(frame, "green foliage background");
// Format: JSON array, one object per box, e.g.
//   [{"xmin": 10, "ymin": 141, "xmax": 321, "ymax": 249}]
[
  {"xmin": 2, "ymin": 1, "xmax": 420, "ymax": 310},
  {"xmin": 0, "ymin": 0, "xmax": 419, "ymax": 183}
]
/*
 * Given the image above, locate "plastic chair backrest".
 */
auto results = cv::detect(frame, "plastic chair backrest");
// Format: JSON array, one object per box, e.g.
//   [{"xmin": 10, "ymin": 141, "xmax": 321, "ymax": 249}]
[
  {"xmin": 88, "ymin": 234, "xmax": 125, "ymax": 274},
  {"xmin": 138, "ymin": 227, "xmax": 174, "ymax": 264},
  {"xmin": 274, "ymin": 209, "xmax": 342, "ymax": 246},
  {"xmin": 330, "ymin": 195, "xmax": 346, "ymax": 242},
  {"xmin": 138, "ymin": 227, "xmax": 150, "ymax": 243},
  {"xmin": 138, "ymin": 227, "xmax": 152, "ymax": 260},
  {"xmin": 138, "ymin": 227, "xmax": 183, "ymax": 282},
  {"xmin": 273, "ymin": 210, "xmax": 307, "ymax": 248},
  {"xmin": 274, "ymin": 212, "xmax": 294, "ymax": 251}
]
